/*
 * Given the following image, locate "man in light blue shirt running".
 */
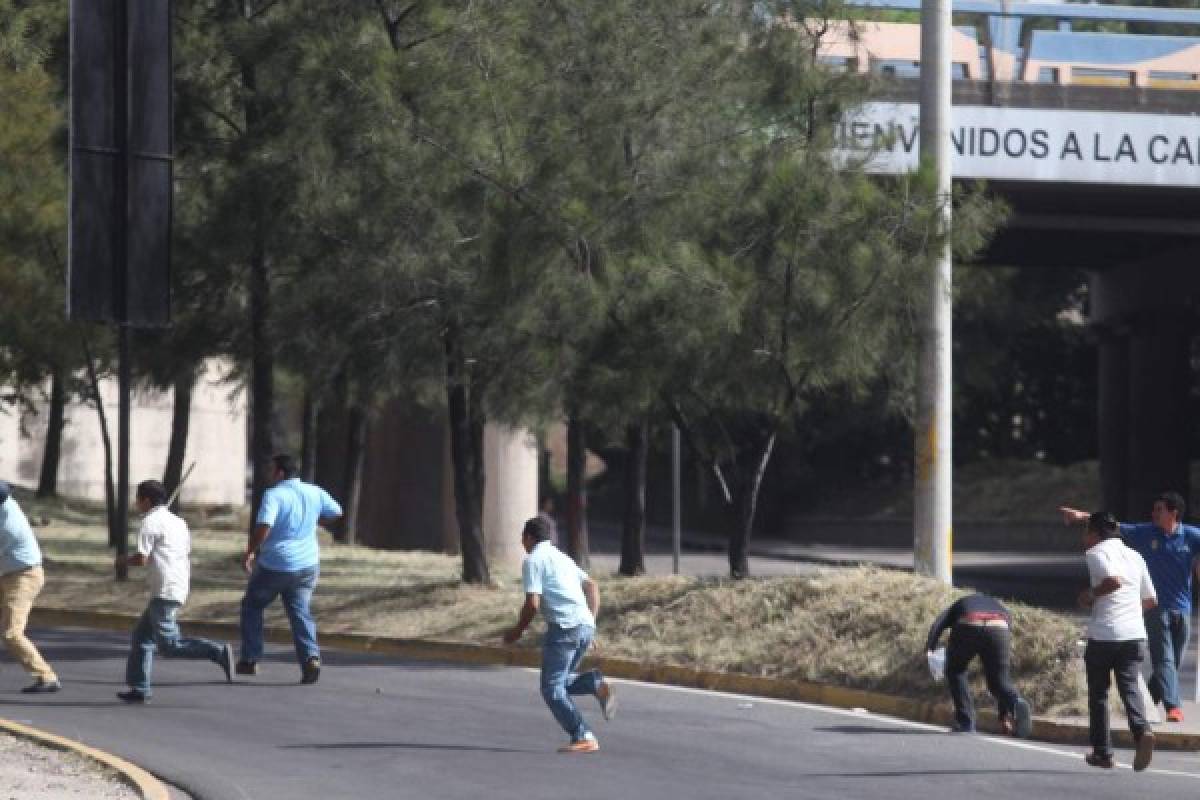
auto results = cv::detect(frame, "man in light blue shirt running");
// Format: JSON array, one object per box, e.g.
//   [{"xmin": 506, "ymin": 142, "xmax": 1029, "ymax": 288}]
[
  {"xmin": 237, "ymin": 454, "xmax": 341, "ymax": 684},
  {"xmin": 504, "ymin": 516, "xmax": 616, "ymax": 753},
  {"xmin": 0, "ymin": 481, "xmax": 60, "ymax": 693}
]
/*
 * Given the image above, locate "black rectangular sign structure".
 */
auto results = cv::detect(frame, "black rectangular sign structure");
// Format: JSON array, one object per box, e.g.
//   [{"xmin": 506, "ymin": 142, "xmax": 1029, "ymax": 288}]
[{"xmin": 69, "ymin": 0, "xmax": 172, "ymax": 326}]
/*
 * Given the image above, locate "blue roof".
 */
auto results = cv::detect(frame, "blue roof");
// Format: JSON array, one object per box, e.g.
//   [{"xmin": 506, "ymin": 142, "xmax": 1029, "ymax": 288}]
[{"xmin": 1029, "ymin": 30, "xmax": 1200, "ymax": 65}]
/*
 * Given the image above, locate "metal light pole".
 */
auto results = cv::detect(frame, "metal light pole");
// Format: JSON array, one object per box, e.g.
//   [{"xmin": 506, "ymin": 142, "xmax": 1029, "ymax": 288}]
[{"xmin": 914, "ymin": 0, "xmax": 953, "ymax": 584}]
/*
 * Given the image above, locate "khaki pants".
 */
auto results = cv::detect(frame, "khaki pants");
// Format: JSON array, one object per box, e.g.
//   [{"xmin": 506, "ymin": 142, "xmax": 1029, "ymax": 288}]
[{"xmin": 0, "ymin": 566, "xmax": 56, "ymax": 681}]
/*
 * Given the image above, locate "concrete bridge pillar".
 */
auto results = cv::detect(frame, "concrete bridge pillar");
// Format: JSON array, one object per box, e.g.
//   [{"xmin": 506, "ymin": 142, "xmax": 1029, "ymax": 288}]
[{"xmin": 1091, "ymin": 264, "xmax": 1197, "ymax": 519}]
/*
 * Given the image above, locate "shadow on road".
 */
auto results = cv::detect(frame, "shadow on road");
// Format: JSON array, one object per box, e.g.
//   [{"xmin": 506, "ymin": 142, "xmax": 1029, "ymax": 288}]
[
  {"xmin": 279, "ymin": 741, "xmax": 534, "ymax": 754},
  {"xmin": 802, "ymin": 769, "xmax": 1078, "ymax": 778},
  {"xmin": 813, "ymin": 725, "xmax": 941, "ymax": 736}
]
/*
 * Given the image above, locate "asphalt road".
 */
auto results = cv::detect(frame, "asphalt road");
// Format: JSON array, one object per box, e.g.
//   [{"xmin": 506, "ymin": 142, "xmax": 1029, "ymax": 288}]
[{"xmin": 2, "ymin": 628, "xmax": 1200, "ymax": 800}]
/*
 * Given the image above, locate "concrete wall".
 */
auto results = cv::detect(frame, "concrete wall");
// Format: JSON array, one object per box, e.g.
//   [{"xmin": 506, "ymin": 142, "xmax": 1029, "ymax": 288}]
[
  {"xmin": 332, "ymin": 401, "xmax": 538, "ymax": 574},
  {"xmin": 0, "ymin": 402, "xmax": 18, "ymax": 482},
  {"xmin": 8, "ymin": 359, "xmax": 246, "ymax": 506}
]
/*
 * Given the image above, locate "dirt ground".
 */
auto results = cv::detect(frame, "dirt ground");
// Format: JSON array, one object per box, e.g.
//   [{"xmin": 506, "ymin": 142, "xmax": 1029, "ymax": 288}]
[{"xmin": 0, "ymin": 732, "xmax": 138, "ymax": 799}]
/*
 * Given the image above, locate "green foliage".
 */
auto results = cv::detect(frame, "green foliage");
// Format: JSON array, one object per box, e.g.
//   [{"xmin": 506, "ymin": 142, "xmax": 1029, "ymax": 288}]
[{"xmin": 0, "ymin": 1, "xmax": 81, "ymax": 404}]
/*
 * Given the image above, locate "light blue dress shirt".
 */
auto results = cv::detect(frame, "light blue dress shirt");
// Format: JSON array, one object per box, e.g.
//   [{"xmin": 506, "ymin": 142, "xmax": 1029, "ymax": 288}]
[
  {"xmin": 522, "ymin": 540, "xmax": 594, "ymax": 629},
  {"xmin": 0, "ymin": 496, "xmax": 41, "ymax": 575},
  {"xmin": 255, "ymin": 479, "xmax": 342, "ymax": 572}
]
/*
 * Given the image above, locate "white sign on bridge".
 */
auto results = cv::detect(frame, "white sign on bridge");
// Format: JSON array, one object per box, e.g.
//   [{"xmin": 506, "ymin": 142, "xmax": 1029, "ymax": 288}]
[{"xmin": 840, "ymin": 102, "xmax": 1200, "ymax": 188}]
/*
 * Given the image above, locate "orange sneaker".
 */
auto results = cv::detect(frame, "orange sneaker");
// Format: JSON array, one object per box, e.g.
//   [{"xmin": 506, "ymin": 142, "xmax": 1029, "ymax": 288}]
[
  {"xmin": 1166, "ymin": 708, "xmax": 1184, "ymax": 723},
  {"xmin": 558, "ymin": 736, "xmax": 599, "ymax": 754}
]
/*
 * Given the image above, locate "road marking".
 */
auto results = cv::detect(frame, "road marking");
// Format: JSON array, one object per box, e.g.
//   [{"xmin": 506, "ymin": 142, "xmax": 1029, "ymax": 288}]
[{"xmin": 588, "ymin": 674, "xmax": 1200, "ymax": 780}]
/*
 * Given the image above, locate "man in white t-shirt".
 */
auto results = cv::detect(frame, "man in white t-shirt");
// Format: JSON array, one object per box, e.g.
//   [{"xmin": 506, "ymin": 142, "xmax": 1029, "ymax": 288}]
[
  {"xmin": 1079, "ymin": 511, "xmax": 1157, "ymax": 771},
  {"xmin": 504, "ymin": 516, "xmax": 616, "ymax": 753},
  {"xmin": 115, "ymin": 481, "xmax": 234, "ymax": 703}
]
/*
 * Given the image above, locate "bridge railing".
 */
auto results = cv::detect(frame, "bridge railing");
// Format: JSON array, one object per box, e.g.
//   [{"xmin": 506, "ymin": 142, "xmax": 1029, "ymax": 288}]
[{"xmin": 827, "ymin": 0, "xmax": 1200, "ymax": 89}]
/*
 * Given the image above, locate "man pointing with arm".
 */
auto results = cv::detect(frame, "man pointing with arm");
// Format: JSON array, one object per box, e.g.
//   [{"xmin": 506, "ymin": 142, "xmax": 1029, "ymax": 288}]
[{"xmin": 1061, "ymin": 491, "xmax": 1200, "ymax": 722}]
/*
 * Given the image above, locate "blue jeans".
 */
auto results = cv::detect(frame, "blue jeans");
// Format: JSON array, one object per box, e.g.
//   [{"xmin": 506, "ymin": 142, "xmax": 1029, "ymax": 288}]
[
  {"xmin": 240, "ymin": 565, "xmax": 320, "ymax": 666},
  {"xmin": 1145, "ymin": 608, "xmax": 1189, "ymax": 711},
  {"xmin": 541, "ymin": 623, "xmax": 601, "ymax": 741},
  {"xmin": 126, "ymin": 598, "xmax": 224, "ymax": 695}
]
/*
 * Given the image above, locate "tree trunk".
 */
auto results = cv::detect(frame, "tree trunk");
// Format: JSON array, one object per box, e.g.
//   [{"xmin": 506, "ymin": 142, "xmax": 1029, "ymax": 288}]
[
  {"xmin": 618, "ymin": 419, "xmax": 648, "ymax": 576},
  {"xmin": 240, "ymin": 53, "xmax": 274, "ymax": 534},
  {"xmin": 727, "ymin": 432, "xmax": 777, "ymax": 579},
  {"xmin": 247, "ymin": 237, "xmax": 274, "ymax": 531},
  {"xmin": 341, "ymin": 404, "xmax": 368, "ymax": 546},
  {"xmin": 81, "ymin": 336, "xmax": 122, "ymax": 579},
  {"xmin": 36, "ymin": 365, "xmax": 66, "ymax": 498},
  {"xmin": 565, "ymin": 413, "xmax": 590, "ymax": 569},
  {"xmin": 445, "ymin": 325, "xmax": 489, "ymax": 584},
  {"xmin": 301, "ymin": 389, "xmax": 318, "ymax": 482},
  {"xmin": 163, "ymin": 368, "xmax": 195, "ymax": 511}
]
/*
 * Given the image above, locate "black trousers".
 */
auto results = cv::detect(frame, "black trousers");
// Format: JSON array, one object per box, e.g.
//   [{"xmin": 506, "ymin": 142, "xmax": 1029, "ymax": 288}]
[
  {"xmin": 1084, "ymin": 638, "xmax": 1148, "ymax": 757},
  {"xmin": 946, "ymin": 624, "xmax": 1020, "ymax": 730}
]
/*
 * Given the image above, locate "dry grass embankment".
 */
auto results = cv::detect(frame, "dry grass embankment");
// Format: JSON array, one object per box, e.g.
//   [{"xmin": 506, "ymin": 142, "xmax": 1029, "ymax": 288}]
[{"xmin": 19, "ymin": 489, "xmax": 1087, "ymax": 716}]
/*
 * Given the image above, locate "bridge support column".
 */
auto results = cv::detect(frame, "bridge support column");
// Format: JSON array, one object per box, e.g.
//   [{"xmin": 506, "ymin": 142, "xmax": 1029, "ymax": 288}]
[
  {"xmin": 1091, "ymin": 266, "xmax": 1195, "ymax": 519},
  {"xmin": 1126, "ymin": 315, "xmax": 1191, "ymax": 517},
  {"xmin": 1097, "ymin": 327, "xmax": 1130, "ymax": 518}
]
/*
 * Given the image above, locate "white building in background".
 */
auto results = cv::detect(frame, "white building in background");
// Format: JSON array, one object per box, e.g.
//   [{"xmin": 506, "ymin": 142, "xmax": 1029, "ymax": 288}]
[{"xmin": 0, "ymin": 358, "xmax": 247, "ymax": 506}]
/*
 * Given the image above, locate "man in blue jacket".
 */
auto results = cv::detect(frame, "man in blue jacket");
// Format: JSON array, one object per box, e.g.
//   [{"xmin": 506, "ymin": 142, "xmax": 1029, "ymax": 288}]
[{"xmin": 237, "ymin": 455, "xmax": 341, "ymax": 684}]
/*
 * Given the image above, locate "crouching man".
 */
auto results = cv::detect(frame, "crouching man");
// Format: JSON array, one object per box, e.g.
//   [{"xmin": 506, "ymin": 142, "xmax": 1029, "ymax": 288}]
[
  {"xmin": 503, "ymin": 516, "xmax": 616, "ymax": 753},
  {"xmin": 926, "ymin": 592, "xmax": 1031, "ymax": 736}
]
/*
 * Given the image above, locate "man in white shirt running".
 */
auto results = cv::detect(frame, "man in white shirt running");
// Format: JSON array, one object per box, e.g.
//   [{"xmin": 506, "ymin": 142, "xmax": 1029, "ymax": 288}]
[
  {"xmin": 1079, "ymin": 511, "xmax": 1156, "ymax": 771},
  {"xmin": 504, "ymin": 516, "xmax": 616, "ymax": 753},
  {"xmin": 115, "ymin": 480, "xmax": 234, "ymax": 703}
]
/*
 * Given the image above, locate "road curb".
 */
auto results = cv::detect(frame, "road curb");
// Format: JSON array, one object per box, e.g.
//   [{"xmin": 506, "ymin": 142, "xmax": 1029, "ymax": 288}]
[
  {"xmin": 0, "ymin": 716, "xmax": 169, "ymax": 800},
  {"xmin": 31, "ymin": 607, "xmax": 1200, "ymax": 752}
]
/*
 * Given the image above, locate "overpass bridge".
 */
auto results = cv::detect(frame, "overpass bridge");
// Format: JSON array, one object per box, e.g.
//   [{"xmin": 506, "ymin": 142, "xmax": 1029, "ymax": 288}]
[{"xmin": 835, "ymin": 1, "xmax": 1200, "ymax": 518}]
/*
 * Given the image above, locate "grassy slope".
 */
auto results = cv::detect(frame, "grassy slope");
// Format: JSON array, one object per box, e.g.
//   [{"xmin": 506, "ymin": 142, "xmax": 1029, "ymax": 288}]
[{"xmin": 17, "ymin": 488, "xmax": 1087, "ymax": 716}]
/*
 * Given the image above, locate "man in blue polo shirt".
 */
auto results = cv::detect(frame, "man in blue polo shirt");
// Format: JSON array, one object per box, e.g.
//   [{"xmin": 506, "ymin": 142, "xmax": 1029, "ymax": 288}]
[
  {"xmin": 238, "ymin": 454, "xmax": 342, "ymax": 684},
  {"xmin": 1062, "ymin": 491, "xmax": 1200, "ymax": 722}
]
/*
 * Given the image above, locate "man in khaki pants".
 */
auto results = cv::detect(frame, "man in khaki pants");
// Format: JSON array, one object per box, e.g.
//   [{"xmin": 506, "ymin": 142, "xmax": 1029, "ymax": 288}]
[{"xmin": 0, "ymin": 481, "xmax": 60, "ymax": 693}]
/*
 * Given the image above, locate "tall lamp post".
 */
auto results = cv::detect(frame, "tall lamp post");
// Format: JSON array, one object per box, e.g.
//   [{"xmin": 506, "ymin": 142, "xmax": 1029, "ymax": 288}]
[{"xmin": 914, "ymin": 0, "xmax": 953, "ymax": 584}]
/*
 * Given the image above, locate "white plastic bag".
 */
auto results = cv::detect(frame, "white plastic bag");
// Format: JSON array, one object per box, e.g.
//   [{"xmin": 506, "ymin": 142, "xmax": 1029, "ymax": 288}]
[{"xmin": 927, "ymin": 647, "xmax": 946, "ymax": 683}]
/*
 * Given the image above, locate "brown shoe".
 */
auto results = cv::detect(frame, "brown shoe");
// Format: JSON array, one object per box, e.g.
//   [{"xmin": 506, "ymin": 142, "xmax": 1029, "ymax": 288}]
[
  {"xmin": 1133, "ymin": 731, "xmax": 1154, "ymax": 772},
  {"xmin": 558, "ymin": 735, "xmax": 599, "ymax": 754},
  {"xmin": 998, "ymin": 714, "xmax": 1014, "ymax": 736}
]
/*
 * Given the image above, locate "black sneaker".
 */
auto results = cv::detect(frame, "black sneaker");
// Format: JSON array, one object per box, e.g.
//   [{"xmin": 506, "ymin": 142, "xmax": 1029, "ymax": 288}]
[
  {"xmin": 218, "ymin": 644, "xmax": 234, "ymax": 683},
  {"xmin": 235, "ymin": 660, "xmax": 258, "ymax": 676},
  {"xmin": 1012, "ymin": 698, "xmax": 1032, "ymax": 739},
  {"xmin": 21, "ymin": 679, "xmax": 62, "ymax": 694},
  {"xmin": 116, "ymin": 690, "xmax": 149, "ymax": 704},
  {"xmin": 301, "ymin": 656, "xmax": 321, "ymax": 685},
  {"xmin": 1085, "ymin": 752, "xmax": 1114, "ymax": 769}
]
